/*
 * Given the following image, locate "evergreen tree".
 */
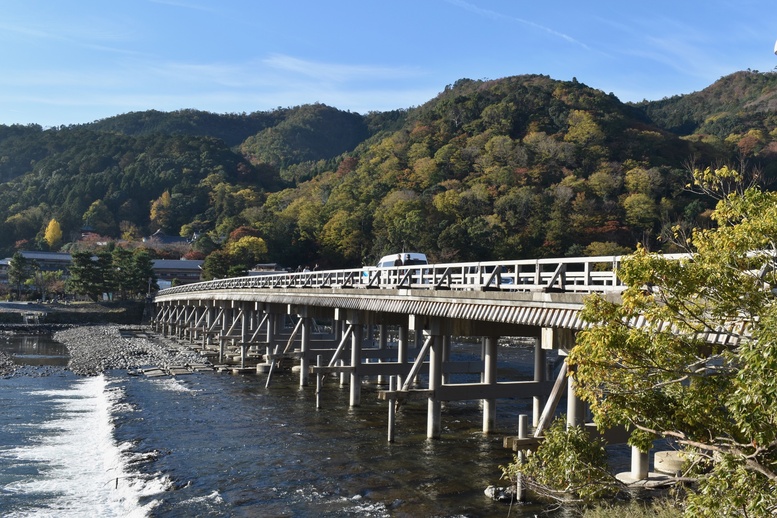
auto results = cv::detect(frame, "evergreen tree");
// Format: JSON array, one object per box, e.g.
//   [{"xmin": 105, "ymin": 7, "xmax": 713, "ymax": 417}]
[
  {"xmin": 131, "ymin": 249, "xmax": 157, "ymax": 297},
  {"xmin": 66, "ymin": 251, "xmax": 102, "ymax": 301},
  {"xmin": 8, "ymin": 252, "xmax": 33, "ymax": 300}
]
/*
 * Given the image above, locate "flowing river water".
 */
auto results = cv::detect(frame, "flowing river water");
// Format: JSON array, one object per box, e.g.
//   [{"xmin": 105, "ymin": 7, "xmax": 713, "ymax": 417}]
[{"xmin": 0, "ymin": 330, "xmax": 591, "ymax": 517}]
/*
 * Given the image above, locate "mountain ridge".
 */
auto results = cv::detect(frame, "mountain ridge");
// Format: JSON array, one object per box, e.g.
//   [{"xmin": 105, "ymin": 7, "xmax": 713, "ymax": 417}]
[{"xmin": 0, "ymin": 70, "xmax": 774, "ymax": 271}]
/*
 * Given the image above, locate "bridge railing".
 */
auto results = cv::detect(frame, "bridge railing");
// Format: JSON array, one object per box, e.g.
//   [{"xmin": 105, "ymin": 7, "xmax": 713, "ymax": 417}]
[{"xmin": 157, "ymin": 255, "xmax": 652, "ymax": 297}]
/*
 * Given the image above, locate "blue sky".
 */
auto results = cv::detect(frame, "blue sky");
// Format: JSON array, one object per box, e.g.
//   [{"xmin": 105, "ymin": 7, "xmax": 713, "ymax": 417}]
[{"xmin": 1, "ymin": 0, "xmax": 776, "ymax": 127}]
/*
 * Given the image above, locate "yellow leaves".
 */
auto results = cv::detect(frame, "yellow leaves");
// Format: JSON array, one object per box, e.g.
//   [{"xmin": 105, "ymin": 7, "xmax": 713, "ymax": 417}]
[
  {"xmin": 691, "ymin": 165, "xmax": 743, "ymax": 193},
  {"xmin": 563, "ymin": 109, "xmax": 605, "ymax": 146},
  {"xmin": 225, "ymin": 236, "xmax": 267, "ymax": 264},
  {"xmin": 149, "ymin": 191, "xmax": 171, "ymax": 221},
  {"xmin": 43, "ymin": 218, "xmax": 62, "ymax": 249}
]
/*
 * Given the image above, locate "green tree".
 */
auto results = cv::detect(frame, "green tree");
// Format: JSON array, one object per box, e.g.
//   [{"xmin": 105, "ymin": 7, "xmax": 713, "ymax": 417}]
[
  {"xmin": 622, "ymin": 192, "xmax": 657, "ymax": 231},
  {"xmin": 8, "ymin": 252, "xmax": 33, "ymax": 299},
  {"xmin": 202, "ymin": 250, "xmax": 231, "ymax": 280},
  {"xmin": 149, "ymin": 191, "xmax": 173, "ymax": 232},
  {"xmin": 67, "ymin": 251, "xmax": 104, "ymax": 302},
  {"xmin": 27, "ymin": 269, "xmax": 64, "ymax": 300},
  {"xmin": 563, "ymin": 167, "xmax": 777, "ymax": 515},
  {"xmin": 226, "ymin": 235, "xmax": 268, "ymax": 272},
  {"xmin": 111, "ymin": 247, "xmax": 135, "ymax": 300},
  {"xmin": 82, "ymin": 200, "xmax": 117, "ymax": 237},
  {"xmin": 624, "ymin": 166, "xmax": 663, "ymax": 196},
  {"xmin": 564, "ymin": 109, "xmax": 605, "ymax": 147},
  {"xmin": 501, "ymin": 419, "xmax": 619, "ymax": 505},
  {"xmin": 320, "ymin": 209, "xmax": 367, "ymax": 265},
  {"xmin": 132, "ymin": 250, "xmax": 157, "ymax": 297}
]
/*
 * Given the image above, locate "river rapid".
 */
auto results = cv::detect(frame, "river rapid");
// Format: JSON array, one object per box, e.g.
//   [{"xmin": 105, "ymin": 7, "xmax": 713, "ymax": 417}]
[{"xmin": 0, "ymin": 329, "xmax": 570, "ymax": 517}]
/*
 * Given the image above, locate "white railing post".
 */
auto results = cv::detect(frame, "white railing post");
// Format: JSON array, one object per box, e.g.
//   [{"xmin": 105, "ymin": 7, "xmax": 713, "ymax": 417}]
[{"xmin": 155, "ymin": 255, "xmax": 641, "ymax": 297}]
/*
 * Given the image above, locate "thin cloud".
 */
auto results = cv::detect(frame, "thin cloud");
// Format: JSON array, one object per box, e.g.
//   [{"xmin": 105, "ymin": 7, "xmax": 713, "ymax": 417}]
[
  {"xmin": 263, "ymin": 54, "xmax": 424, "ymax": 82},
  {"xmin": 615, "ymin": 16, "xmax": 732, "ymax": 80},
  {"xmin": 0, "ymin": 21, "xmax": 55, "ymax": 40},
  {"xmin": 444, "ymin": 0, "xmax": 590, "ymax": 50}
]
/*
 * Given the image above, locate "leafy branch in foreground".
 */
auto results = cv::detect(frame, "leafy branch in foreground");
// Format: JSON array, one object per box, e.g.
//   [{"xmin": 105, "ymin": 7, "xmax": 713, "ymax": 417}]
[
  {"xmin": 500, "ymin": 419, "xmax": 624, "ymax": 506},
  {"xmin": 565, "ymin": 167, "xmax": 777, "ymax": 516}
]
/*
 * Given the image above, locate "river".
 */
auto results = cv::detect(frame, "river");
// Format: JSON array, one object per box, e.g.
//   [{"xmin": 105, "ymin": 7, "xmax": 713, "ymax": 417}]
[{"xmin": 0, "ymin": 330, "xmax": 572, "ymax": 517}]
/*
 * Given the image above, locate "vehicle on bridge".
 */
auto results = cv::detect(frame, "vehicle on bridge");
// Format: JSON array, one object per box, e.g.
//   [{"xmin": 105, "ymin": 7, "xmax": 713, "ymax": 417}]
[{"xmin": 375, "ymin": 252, "xmax": 428, "ymax": 268}]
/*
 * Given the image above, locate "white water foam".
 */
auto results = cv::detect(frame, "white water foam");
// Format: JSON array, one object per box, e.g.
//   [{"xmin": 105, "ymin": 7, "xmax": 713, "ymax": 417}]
[
  {"xmin": 2, "ymin": 375, "xmax": 167, "ymax": 517},
  {"xmin": 151, "ymin": 376, "xmax": 198, "ymax": 393}
]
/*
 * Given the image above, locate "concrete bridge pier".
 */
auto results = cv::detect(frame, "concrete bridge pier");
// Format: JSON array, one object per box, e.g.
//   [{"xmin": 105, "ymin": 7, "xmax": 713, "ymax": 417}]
[
  {"xmin": 238, "ymin": 302, "xmax": 250, "ymax": 369},
  {"xmin": 181, "ymin": 304, "xmax": 192, "ymax": 339},
  {"xmin": 299, "ymin": 314, "xmax": 312, "ymax": 387},
  {"xmin": 188, "ymin": 303, "xmax": 202, "ymax": 344},
  {"xmin": 441, "ymin": 334, "xmax": 451, "ymax": 385},
  {"xmin": 161, "ymin": 304, "xmax": 173, "ymax": 337},
  {"xmin": 482, "ymin": 335, "xmax": 498, "ymax": 433},
  {"xmin": 218, "ymin": 332, "xmax": 225, "ymax": 364},
  {"xmin": 422, "ymin": 317, "xmax": 450, "ymax": 439},
  {"xmin": 427, "ymin": 333, "xmax": 442, "ymax": 439},
  {"xmin": 533, "ymin": 337, "xmax": 547, "ymax": 427},
  {"xmin": 204, "ymin": 302, "xmax": 218, "ymax": 351},
  {"xmin": 168, "ymin": 303, "xmax": 180, "ymax": 337},
  {"xmin": 541, "ymin": 327, "xmax": 585, "ymax": 428},
  {"xmin": 185, "ymin": 307, "xmax": 194, "ymax": 343},
  {"xmin": 566, "ymin": 367, "xmax": 586, "ymax": 428},
  {"xmin": 264, "ymin": 305, "xmax": 276, "ymax": 350},
  {"xmin": 153, "ymin": 304, "xmax": 163, "ymax": 334},
  {"xmin": 377, "ymin": 324, "xmax": 388, "ymax": 385},
  {"xmin": 350, "ymin": 322, "xmax": 363, "ymax": 406},
  {"xmin": 397, "ymin": 324, "xmax": 409, "ymax": 388},
  {"xmin": 176, "ymin": 304, "xmax": 186, "ymax": 339}
]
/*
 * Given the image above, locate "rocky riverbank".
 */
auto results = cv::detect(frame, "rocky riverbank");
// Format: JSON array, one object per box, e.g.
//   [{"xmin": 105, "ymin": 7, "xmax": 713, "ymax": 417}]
[
  {"xmin": 54, "ymin": 325, "xmax": 210, "ymax": 376},
  {"xmin": 0, "ymin": 349, "xmax": 16, "ymax": 377}
]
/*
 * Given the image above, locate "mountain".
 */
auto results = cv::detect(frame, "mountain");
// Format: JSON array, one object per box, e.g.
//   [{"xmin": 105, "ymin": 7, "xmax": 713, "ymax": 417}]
[
  {"xmin": 635, "ymin": 70, "xmax": 777, "ymax": 138},
  {"xmin": 86, "ymin": 109, "xmax": 283, "ymax": 147},
  {"xmin": 0, "ymin": 71, "xmax": 775, "ymax": 269}
]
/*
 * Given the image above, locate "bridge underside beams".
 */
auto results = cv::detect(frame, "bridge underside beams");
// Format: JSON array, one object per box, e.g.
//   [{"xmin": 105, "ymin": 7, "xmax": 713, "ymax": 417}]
[
  {"xmin": 436, "ymin": 380, "xmax": 556, "ymax": 401},
  {"xmin": 153, "ymin": 292, "xmax": 578, "ymax": 440}
]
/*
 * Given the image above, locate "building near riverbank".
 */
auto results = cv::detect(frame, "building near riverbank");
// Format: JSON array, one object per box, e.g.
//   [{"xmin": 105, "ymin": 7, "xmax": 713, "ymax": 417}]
[
  {"xmin": 0, "ymin": 251, "xmax": 74, "ymax": 285},
  {"xmin": 151, "ymin": 259, "xmax": 204, "ymax": 289},
  {"xmin": 0, "ymin": 252, "xmax": 204, "ymax": 291}
]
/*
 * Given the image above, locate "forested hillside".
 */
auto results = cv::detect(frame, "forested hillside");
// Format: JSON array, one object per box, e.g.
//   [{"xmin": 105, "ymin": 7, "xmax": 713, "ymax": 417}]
[
  {"xmin": 1, "ymin": 71, "xmax": 776, "ymax": 276},
  {"xmin": 636, "ymin": 70, "xmax": 777, "ymax": 141}
]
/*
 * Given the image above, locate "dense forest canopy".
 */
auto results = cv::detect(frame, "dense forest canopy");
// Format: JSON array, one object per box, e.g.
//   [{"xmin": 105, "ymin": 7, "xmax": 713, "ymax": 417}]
[{"xmin": 2, "ymin": 71, "xmax": 777, "ymax": 273}]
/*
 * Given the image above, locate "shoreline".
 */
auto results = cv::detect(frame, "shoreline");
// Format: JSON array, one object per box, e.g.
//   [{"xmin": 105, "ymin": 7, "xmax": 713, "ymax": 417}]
[
  {"xmin": 0, "ymin": 323, "xmax": 211, "ymax": 378},
  {"xmin": 55, "ymin": 325, "xmax": 211, "ymax": 376}
]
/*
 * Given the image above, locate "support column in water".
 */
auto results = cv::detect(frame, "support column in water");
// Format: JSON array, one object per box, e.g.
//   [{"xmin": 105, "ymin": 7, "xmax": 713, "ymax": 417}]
[
  {"xmin": 533, "ymin": 337, "xmax": 546, "ymax": 427},
  {"xmin": 427, "ymin": 333, "xmax": 442, "ymax": 439},
  {"xmin": 350, "ymin": 323, "xmax": 363, "ymax": 406},
  {"xmin": 482, "ymin": 335, "xmax": 498, "ymax": 433},
  {"xmin": 565, "ymin": 362, "xmax": 587, "ymax": 428},
  {"xmin": 397, "ymin": 324, "xmax": 408, "ymax": 388},
  {"xmin": 377, "ymin": 324, "xmax": 387, "ymax": 385},
  {"xmin": 299, "ymin": 314, "xmax": 311, "ymax": 387}
]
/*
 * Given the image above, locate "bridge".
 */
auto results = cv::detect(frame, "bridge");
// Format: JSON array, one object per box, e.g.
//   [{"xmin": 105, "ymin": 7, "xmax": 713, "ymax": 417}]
[{"xmin": 151, "ymin": 253, "xmax": 695, "ymax": 483}]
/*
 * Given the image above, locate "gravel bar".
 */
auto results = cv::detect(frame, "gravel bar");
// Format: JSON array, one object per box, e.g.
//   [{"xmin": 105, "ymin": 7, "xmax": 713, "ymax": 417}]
[
  {"xmin": 0, "ymin": 350, "xmax": 16, "ymax": 377},
  {"xmin": 54, "ymin": 325, "xmax": 211, "ymax": 376}
]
